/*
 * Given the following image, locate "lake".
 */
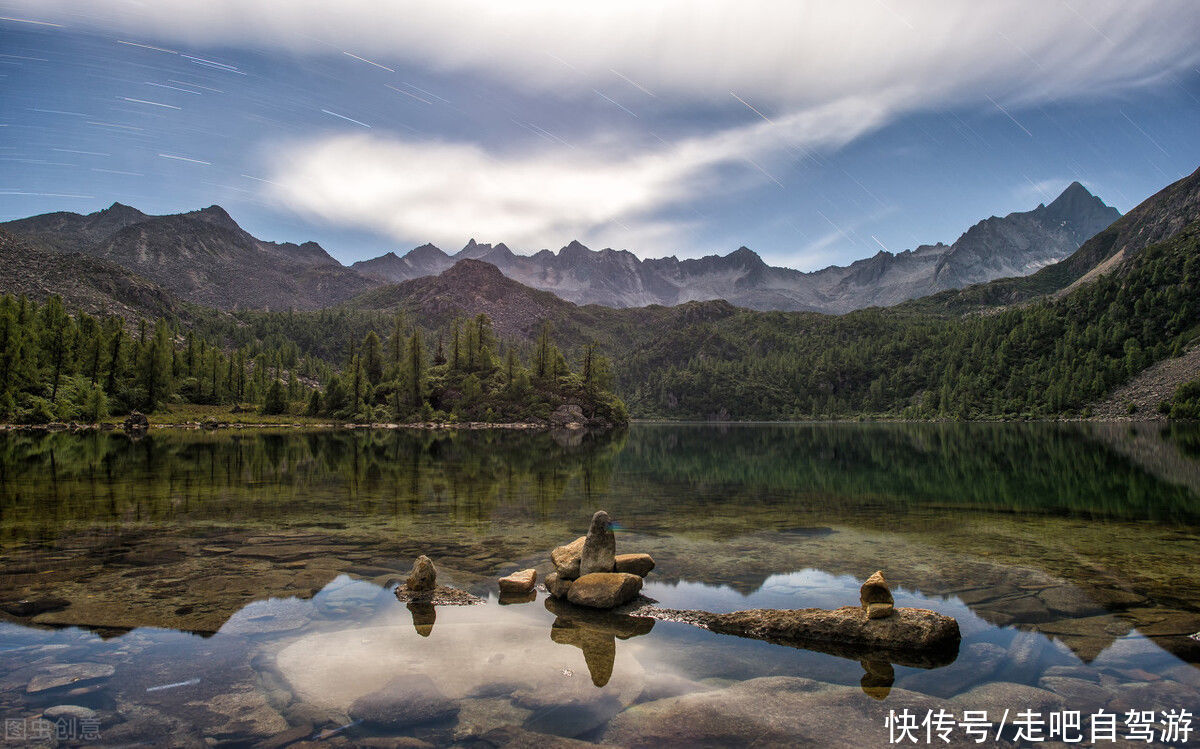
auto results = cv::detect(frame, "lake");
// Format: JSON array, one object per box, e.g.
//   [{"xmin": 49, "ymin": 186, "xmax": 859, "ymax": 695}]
[{"xmin": 1, "ymin": 423, "xmax": 1198, "ymax": 746}]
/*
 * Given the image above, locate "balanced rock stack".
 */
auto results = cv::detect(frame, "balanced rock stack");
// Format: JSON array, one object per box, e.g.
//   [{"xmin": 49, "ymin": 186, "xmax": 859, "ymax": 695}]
[
  {"xmin": 860, "ymin": 570, "xmax": 895, "ymax": 619},
  {"xmin": 545, "ymin": 511, "xmax": 655, "ymax": 609}
]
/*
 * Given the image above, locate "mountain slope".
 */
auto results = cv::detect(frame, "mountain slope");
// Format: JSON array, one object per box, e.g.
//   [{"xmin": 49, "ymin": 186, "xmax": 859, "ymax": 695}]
[
  {"xmin": 0, "ymin": 227, "xmax": 180, "ymax": 320},
  {"xmin": 354, "ymin": 182, "xmax": 1119, "ymax": 312},
  {"xmin": 909, "ymin": 165, "xmax": 1200, "ymax": 314},
  {"xmin": 2, "ymin": 204, "xmax": 379, "ymax": 310}
]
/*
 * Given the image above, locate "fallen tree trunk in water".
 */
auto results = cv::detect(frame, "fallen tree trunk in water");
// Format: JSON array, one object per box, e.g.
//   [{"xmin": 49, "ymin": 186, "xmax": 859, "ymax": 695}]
[{"xmin": 631, "ymin": 604, "xmax": 961, "ymax": 669}]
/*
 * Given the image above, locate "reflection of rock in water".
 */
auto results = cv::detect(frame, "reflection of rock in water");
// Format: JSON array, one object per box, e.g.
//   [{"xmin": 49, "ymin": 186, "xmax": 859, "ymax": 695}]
[
  {"xmin": 545, "ymin": 596, "xmax": 655, "ymax": 688},
  {"xmin": 552, "ymin": 622, "xmax": 616, "ymax": 687},
  {"xmin": 407, "ymin": 601, "xmax": 435, "ymax": 637},
  {"xmin": 549, "ymin": 428, "xmax": 585, "ymax": 448},
  {"xmin": 859, "ymin": 660, "xmax": 894, "ymax": 700}
]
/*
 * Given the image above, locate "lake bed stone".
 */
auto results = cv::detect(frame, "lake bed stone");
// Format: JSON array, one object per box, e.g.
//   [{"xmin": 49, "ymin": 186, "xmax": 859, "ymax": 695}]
[{"xmin": 348, "ymin": 674, "xmax": 459, "ymax": 728}]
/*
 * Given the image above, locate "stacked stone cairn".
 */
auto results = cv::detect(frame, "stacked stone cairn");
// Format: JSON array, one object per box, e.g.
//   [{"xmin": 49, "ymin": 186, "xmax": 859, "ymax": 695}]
[
  {"xmin": 544, "ymin": 510, "xmax": 656, "ymax": 609},
  {"xmin": 860, "ymin": 570, "xmax": 895, "ymax": 619}
]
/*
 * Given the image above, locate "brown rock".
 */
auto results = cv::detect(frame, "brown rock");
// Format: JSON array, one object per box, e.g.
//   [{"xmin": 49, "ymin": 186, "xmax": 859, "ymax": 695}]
[
  {"xmin": 580, "ymin": 511, "xmax": 616, "ymax": 576},
  {"xmin": 544, "ymin": 571, "xmax": 573, "ymax": 599},
  {"xmin": 866, "ymin": 602, "xmax": 894, "ymax": 619},
  {"xmin": 860, "ymin": 570, "xmax": 893, "ymax": 606},
  {"xmin": 614, "ymin": 553, "xmax": 655, "ymax": 577},
  {"xmin": 405, "ymin": 555, "xmax": 436, "ymax": 591},
  {"xmin": 551, "ymin": 537, "xmax": 586, "ymax": 579},
  {"xmin": 567, "ymin": 572, "xmax": 643, "ymax": 609},
  {"xmin": 694, "ymin": 606, "xmax": 960, "ymax": 667},
  {"xmin": 498, "ymin": 569, "xmax": 537, "ymax": 595}
]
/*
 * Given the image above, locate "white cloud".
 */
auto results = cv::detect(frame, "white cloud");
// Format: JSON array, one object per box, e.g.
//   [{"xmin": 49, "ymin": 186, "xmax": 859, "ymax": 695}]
[
  {"xmin": 266, "ymin": 97, "xmax": 889, "ymax": 251},
  {"xmin": 17, "ymin": 1, "xmax": 1200, "ymax": 108},
  {"xmin": 16, "ymin": 0, "xmax": 1200, "ymax": 251}
]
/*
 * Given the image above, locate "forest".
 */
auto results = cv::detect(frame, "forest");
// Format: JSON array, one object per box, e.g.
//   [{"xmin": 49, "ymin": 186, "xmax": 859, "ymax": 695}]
[{"xmin": 0, "ymin": 297, "xmax": 627, "ymax": 427}]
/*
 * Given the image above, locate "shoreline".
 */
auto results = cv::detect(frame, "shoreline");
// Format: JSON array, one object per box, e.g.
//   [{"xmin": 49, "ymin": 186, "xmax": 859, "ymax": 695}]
[
  {"xmin": 0, "ymin": 420, "xmax": 612, "ymax": 433},
  {"xmin": 0, "ymin": 415, "xmax": 1186, "ymax": 433}
]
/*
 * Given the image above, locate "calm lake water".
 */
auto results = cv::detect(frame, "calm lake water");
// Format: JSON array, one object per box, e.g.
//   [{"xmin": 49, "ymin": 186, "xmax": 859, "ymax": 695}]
[{"xmin": 1, "ymin": 423, "xmax": 1199, "ymax": 747}]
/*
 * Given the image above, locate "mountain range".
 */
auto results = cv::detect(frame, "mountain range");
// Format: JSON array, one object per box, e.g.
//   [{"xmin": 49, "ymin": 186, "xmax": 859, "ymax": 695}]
[
  {"xmin": 0, "ymin": 182, "xmax": 1119, "ymax": 315},
  {"xmin": 1, "ymin": 203, "xmax": 373, "ymax": 310},
  {"xmin": 351, "ymin": 181, "xmax": 1119, "ymax": 312}
]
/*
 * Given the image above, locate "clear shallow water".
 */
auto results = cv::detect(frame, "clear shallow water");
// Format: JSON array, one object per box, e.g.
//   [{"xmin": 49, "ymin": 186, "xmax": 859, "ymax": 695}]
[{"xmin": 0, "ymin": 423, "xmax": 1199, "ymax": 746}]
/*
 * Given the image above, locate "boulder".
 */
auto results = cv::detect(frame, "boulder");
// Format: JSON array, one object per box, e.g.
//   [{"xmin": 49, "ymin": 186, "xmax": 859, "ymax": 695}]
[
  {"xmin": 123, "ymin": 411, "xmax": 150, "ymax": 432},
  {"xmin": 859, "ymin": 571, "xmax": 897, "ymax": 619},
  {"xmin": 567, "ymin": 573, "xmax": 643, "ymax": 609},
  {"xmin": 551, "ymin": 536, "xmax": 586, "ymax": 579},
  {"xmin": 405, "ymin": 555, "xmax": 436, "ymax": 591},
  {"xmin": 580, "ymin": 511, "xmax": 616, "ymax": 576},
  {"xmin": 545, "ymin": 571, "xmax": 573, "ymax": 599},
  {"xmin": 498, "ymin": 568, "xmax": 537, "ymax": 595},
  {"xmin": 614, "ymin": 553, "xmax": 655, "ymax": 577},
  {"xmin": 549, "ymin": 404, "xmax": 586, "ymax": 429},
  {"xmin": 348, "ymin": 674, "xmax": 458, "ymax": 728}
]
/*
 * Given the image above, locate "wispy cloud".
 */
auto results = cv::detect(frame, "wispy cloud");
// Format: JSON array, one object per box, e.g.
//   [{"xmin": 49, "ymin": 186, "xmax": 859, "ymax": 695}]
[
  {"xmin": 265, "ymin": 97, "xmax": 888, "ymax": 251},
  {"xmin": 15, "ymin": 0, "xmax": 1200, "ymax": 250}
]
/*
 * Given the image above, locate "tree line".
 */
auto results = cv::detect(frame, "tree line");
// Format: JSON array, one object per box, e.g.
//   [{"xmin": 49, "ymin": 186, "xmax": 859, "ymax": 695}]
[{"xmin": 0, "ymin": 296, "xmax": 626, "ymax": 426}]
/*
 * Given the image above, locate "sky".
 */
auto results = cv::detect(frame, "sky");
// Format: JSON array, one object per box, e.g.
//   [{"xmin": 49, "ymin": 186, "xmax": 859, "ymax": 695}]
[{"xmin": 1, "ymin": 1, "xmax": 1199, "ymax": 270}]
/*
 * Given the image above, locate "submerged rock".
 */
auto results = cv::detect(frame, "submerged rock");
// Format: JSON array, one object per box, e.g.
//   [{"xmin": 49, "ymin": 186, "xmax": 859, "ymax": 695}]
[
  {"xmin": 498, "ymin": 569, "xmax": 537, "ymax": 595},
  {"xmin": 27, "ymin": 663, "xmax": 115, "ymax": 693},
  {"xmin": 406, "ymin": 555, "xmax": 437, "ymax": 591},
  {"xmin": 551, "ymin": 537, "xmax": 587, "ymax": 579},
  {"xmin": 348, "ymin": 674, "xmax": 459, "ymax": 728},
  {"xmin": 580, "ymin": 511, "xmax": 616, "ymax": 576},
  {"xmin": 601, "ymin": 676, "xmax": 942, "ymax": 748},
  {"xmin": 614, "ymin": 553, "xmax": 655, "ymax": 577},
  {"xmin": 566, "ymin": 573, "xmax": 642, "ymax": 609}
]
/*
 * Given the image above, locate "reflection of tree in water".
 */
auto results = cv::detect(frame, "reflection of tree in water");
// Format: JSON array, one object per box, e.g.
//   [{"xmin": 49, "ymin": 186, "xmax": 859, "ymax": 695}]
[
  {"xmin": 617, "ymin": 422, "xmax": 1200, "ymax": 523},
  {"xmin": 0, "ymin": 428, "xmax": 627, "ymax": 540}
]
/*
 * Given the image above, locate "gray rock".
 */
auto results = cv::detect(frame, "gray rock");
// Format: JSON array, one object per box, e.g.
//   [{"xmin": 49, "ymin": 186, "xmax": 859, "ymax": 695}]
[
  {"xmin": 549, "ymin": 404, "xmax": 586, "ymax": 429},
  {"xmin": 27, "ymin": 663, "xmax": 115, "ymax": 693},
  {"xmin": 42, "ymin": 705, "xmax": 98, "ymax": 722},
  {"xmin": 579, "ymin": 511, "xmax": 615, "ymax": 576},
  {"xmin": 348, "ymin": 674, "xmax": 459, "ymax": 728},
  {"xmin": 614, "ymin": 553, "xmax": 655, "ymax": 577},
  {"xmin": 567, "ymin": 573, "xmax": 643, "ymax": 609},
  {"xmin": 1037, "ymin": 676, "xmax": 1113, "ymax": 708},
  {"xmin": 551, "ymin": 537, "xmax": 586, "ymax": 579},
  {"xmin": 405, "ymin": 555, "xmax": 437, "ymax": 591}
]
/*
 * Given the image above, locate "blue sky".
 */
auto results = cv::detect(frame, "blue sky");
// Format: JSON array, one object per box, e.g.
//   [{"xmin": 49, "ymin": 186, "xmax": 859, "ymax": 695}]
[{"xmin": 1, "ymin": 1, "xmax": 1199, "ymax": 270}]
